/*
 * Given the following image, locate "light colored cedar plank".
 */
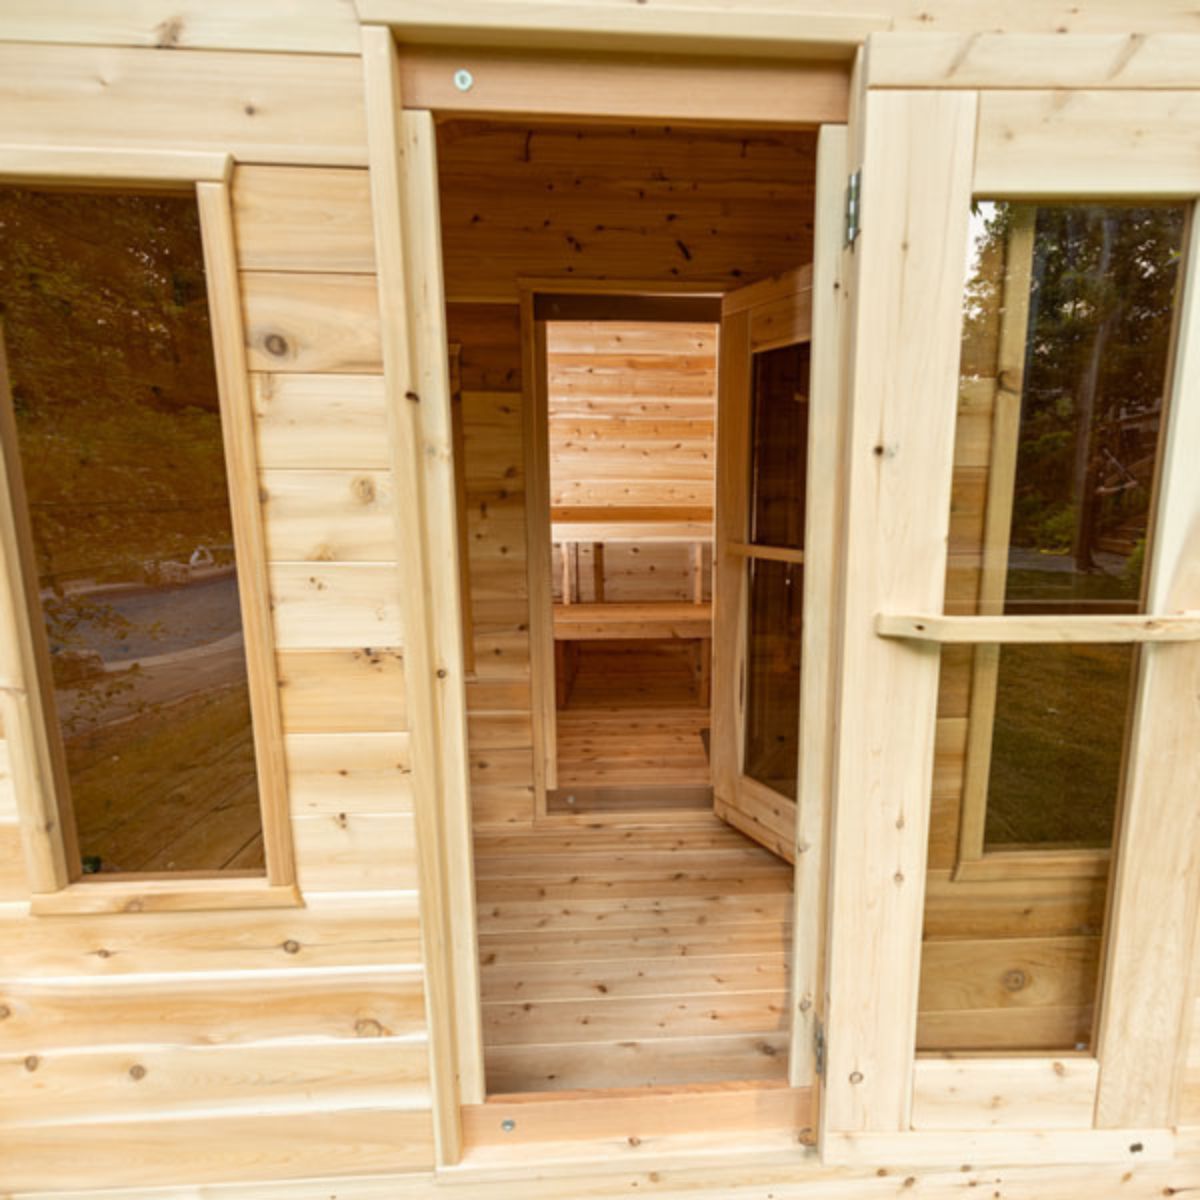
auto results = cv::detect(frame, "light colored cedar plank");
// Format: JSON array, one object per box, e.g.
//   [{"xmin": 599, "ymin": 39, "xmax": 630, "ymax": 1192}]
[
  {"xmin": 261, "ymin": 468, "xmax": 395, "ymax": 563},
  {"xmin": 269, "ymin": 563, "xmax": 402, "ymax": 650},
  {"xmin": 916, "ymin": 1005, "xmax": 1093, "ymax": 1054},
  {"xmin": 0, "ymin": 970, "xmax": 426, "ymax": 1049},
  {"xmin": 823, "ymin": 87, "xmax": 978, "ymax": 1134},
  {"xmin": 399, "ymin": 44, "xmax": 848, "ymax": 126},
  {"xmin": 285, "ymin": 731, "xmax": 412, "ymax": 814},
  {"xmin": 476, "ymin": 874, "xmax": 790, "ymax": 903},
  {"xmin": 277, "ymin": 647, "xmax": 406, "ymax": 734},
  {"xmin": 252, "ymin": 373, "xmax": 389, "ymax": 470},
  {"xmin": 976, "ymin": 90, "xmax": 1200, "ymax": 197},
  {"xmin": 480, "ymin": 955, "xmax": 788, "ymax": 1002},
  {"xmin": 197, "ymin": 179, "xmax": 295, "ymax": 892},
  {"xmin": 0, "ymin": 1038, "xmax": 430, "ymax": 1125},
  {"xmin": 0, "ymin": 44, "xmax": 367, "ymax": 166},
  {"xmin": 0, "ymin": 894, "xmax": 422, "ymax": 976},
  {"xmin": 484, "ymin": 1032, "xmax": 789, "ymax": 1094},
  {"xmin": 0, "ymin": 820, "xmax": 28, "ymax": 901},
  {"xmin": 547, "ymin": 322, "xmax": 717, "ymax": 356},
  {"xmin": 0, "ymin": 1108, "xmax": 433, "ymax": 1191},
  {"xmin": 233, "ymin": 165, "xmax": 374, "ymax": 272},
  {"xmin": 466, "ymin": 712, "xmax": 532, "ymax": 750},
  {"xmin": 922, "ymin": 871, "xmax": 1106, "ymax": 941},
  {"xmin": 911, "ymin": 1056, "xmax": 1098, "ymax": 1131},
  {"xmin": 242, "ymin": 272, "xmax": 381, "ymax": 374},
  {"xmin": 867, "ymin": 32, "xmax": 1200, "ymax": 89},
  {"xmin": 463, "ymin": 1083, "xmax": 809, "ymax": 1147},
  {"xmin": 0, "ymin": 740, "xmax": 13, "ymax": 820},
  {"xmin": 482, "ymin": 990, "xmax": 787, "ymax": 1047},
  {"xmin": 469, "ymin": 747, "xmax": 534, "ymax": 789},
  {"xmin": 0, "ymin": 2, "xmax": 362, "ymax": 53},
  {"xmin": 1094, "ymin": 183, "xmax": 1200, "ymax": 1128},
  {"xmin": 478, "ymin": 892, "xmax": 792, "ymax": 934},
  {"xmin": 919, "ymin": 935, "xmax": 1099, "ymax": 1014},
  {"xmin": 292, "ymin": 812, "xmax": 416, "ymax": 892}
]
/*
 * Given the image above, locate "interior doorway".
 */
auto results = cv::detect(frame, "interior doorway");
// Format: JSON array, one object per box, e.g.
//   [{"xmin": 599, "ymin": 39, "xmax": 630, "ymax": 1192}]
[{"xmin": 537, "ymin": 297, "xmax": 721, "ymax": 816}]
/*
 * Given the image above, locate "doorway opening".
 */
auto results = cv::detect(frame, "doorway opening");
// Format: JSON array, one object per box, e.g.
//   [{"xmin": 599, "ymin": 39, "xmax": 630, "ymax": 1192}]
[
  {"xmin": 436, "ymin": 115, "xmax": 831, "ymax": 1110},
  {"xmin": 542, "ymin": 298, "xmax": 720, "ymax": 816}
]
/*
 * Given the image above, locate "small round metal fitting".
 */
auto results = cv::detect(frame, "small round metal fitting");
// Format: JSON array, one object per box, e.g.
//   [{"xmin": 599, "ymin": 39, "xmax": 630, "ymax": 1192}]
[
  {"xmin": 501, "ymin": 1118, "xmax": 516, "ymax": 1133},
  {"xmin": 454, "ymin": 68, "xmax": 474, "ymax": 92}
]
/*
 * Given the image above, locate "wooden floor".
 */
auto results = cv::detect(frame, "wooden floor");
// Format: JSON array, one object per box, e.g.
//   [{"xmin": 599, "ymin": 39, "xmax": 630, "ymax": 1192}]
[
  {"xmin": 555, "ymin": 641, "xmax": 711, "ymax": 798},
  {"xmin": 556, "ymin": 707, "xmax": 711, "ymax": 792},
  {"xmin": 474, "ymin": 815, "xmax": 795, "ymax": 1094}
]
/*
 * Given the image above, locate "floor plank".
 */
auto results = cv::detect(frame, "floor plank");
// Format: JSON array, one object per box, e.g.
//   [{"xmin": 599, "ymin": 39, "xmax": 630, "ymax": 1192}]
[{"xmin": 475, "ymin": 814, "xmax": 794, "ymax": 1093}]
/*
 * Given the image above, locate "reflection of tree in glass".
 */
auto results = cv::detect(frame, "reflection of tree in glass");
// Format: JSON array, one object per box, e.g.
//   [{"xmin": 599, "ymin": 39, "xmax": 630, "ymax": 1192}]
[{"xmin": 965, "ymin": 202, "xmax": 1183, "ymax": 595}]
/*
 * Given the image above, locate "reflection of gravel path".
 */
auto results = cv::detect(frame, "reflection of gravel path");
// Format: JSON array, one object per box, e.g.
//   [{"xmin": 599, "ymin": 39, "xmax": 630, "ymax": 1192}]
[
  {"xmin": 55, "ymin": 574, "xmax": 242, "ymax": 661},
  {"xmin": 60, "ymin": 635, "xmax": 247, "ymax": 736}
]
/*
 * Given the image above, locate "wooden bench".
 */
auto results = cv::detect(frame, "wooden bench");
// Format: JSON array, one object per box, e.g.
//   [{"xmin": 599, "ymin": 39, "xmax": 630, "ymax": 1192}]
[{"xmin": 553, "ymin": 602, "xmax": 713, "ymax": 707}]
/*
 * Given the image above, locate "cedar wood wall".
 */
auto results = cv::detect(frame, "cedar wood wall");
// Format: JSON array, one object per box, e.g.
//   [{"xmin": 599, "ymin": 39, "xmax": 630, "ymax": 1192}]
[{"xmin": 0, "ymin": 8, "xmax": 1198, "ymax": 1193}]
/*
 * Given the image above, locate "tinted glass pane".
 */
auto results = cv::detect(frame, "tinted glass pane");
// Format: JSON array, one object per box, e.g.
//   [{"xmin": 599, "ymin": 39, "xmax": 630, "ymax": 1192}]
[
  {"xmin": 986, "ymin": 642, "xmax": 1134, "ymax": 849},
  {"xmin": 748, "ymin": 342, "xmax": 810, "ymax": 549},
  {"xmin": 0, "ymin": 188, "xmax": 263, "ymax": 875},
  {"xmin": 919, "ymin": 201, "xmax": 1184, "ymax": 1054},
  {"xmin": 743, "ymin": 558, "xmax": 802, "ymax": 800}
]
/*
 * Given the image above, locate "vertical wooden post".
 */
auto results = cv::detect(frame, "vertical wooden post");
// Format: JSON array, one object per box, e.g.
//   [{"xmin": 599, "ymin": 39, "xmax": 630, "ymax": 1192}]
[
  {"xmin": 1094, "ymin": 201, "xmax": 1200, "ymax": 1129},
  {"xmin": 0, "ymin": 331, "xmax": 77, "ymax": 893},
  {"xmin": 361, "ymin": 24, "xmax": 484, "ymax": 1162},
  {"xmin": 788, "ymin": 122, "xmax": 847, "ymax": 1090},
  {"xmin": 197, "ymin": 180, "xmax": 296, "ymax": 890},
  {"xmin": 821, "ymin": 86, "xmax": 977, "ymax": 1136},
  {"xmin": 521, "ymin": 294, "xmax": 558, "ymax": 800}
]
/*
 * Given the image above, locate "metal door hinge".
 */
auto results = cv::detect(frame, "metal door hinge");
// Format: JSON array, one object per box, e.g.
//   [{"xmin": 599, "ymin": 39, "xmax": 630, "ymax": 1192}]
[
  {"xmin": 844, "ymin": 170, "xmax": 862, "ymax": 247},
  {"xmin": 813, "ymin": 1015, "xmax": 826, "ymax": 1079}
]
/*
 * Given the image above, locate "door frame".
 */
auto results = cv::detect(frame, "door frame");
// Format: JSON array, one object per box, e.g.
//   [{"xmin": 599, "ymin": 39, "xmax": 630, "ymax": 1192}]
[
  {"xmin": 518, "ymin": 277, "xmax": 728, "ymax": 815},
  {"xmin": 362, "ymin": 20, "xmax": 857, "ymax": 1168}
]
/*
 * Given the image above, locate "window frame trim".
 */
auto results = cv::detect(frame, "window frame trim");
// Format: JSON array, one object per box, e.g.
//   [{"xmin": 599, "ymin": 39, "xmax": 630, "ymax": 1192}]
[{"xmin": 0, "ymin": 148, "xmax": 299, "ymax": 915}]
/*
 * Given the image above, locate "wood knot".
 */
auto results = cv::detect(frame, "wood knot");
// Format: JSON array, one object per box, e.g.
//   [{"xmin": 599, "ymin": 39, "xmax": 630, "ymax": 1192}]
[
  {"xmin": 263, "ymin": 333, "xmax": 289, "ymax": 358},
  {"xmin": 0, "ymin": 1004, "xmax": 10, "ymax": 1020},
  {"xmin": 355, "ymin": 1017, "xmax": 386, "ymax": 1038},
  {"xmin": 23, "ymin": 1055, "xmax": 39, "ymax": 1072},
  {"xmin": 282, "ymin": 939, "xmax": 301, "ymax": 955},
  {"xmin": 351, "ymin": 476, "xmax": 376, "ymax": 504},
  {"xmin": 849, "ymin": 1070, "xmax": 864, "ymax": 1084},
  {"xmin": 154, "ymin": 16, "xmax": 184, "ymax": 47},
  {"xmin": 129, "ymin": 1064, "xmax": 147, "ymax": 1081},
  {"xmin": 627, "ymin": 1136, "xmax": 641, "ymax": 1147},
  {"xmin": 405, "ymin": 390, "xmax": 420, "ymax": 403},
  {"xmin": 1002, "ymin": 968, "xmax": 1027, "ymax": 992}
]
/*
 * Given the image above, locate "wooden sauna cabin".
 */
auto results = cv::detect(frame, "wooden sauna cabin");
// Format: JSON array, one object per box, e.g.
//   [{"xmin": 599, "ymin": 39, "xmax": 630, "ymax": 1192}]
[{"xmin": 3, "ymin": 4, "xmax": 1200, "ymax": 1198}]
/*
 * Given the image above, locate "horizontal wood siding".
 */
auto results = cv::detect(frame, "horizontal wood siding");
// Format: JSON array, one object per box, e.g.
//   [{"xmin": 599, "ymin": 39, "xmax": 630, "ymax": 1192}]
[{"xmin": 0, "ymin": 107, "xmax": 435, "ymax": 1186}]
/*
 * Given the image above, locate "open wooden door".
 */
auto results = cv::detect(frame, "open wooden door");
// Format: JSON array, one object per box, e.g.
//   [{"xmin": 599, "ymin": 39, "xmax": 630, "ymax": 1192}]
[{"xmin": 711, "ymin": 269, "xmax": 812, "ymax": 861}]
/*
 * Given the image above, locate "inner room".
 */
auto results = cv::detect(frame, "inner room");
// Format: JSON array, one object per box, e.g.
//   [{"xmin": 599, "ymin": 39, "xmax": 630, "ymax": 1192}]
[
  {"xmin": 546, "ymin": 307, "xmax": 718, "ymax": 815},
  {"xmin": 438, "ymin": 115, "xmax": 822, "ymax": 1102}
]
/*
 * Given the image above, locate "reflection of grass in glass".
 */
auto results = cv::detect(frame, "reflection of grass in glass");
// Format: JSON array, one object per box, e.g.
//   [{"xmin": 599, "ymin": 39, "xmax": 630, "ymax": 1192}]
[
  {"xmin": 985, "ymin": 643, "xmax": 1133, "ymax": 849},
  {"xmin": 66, "ymin": 684, "xmax": 260, "ymax": 872},
  {"xmin": 1005, "ymin": 566, "xmax": 1139, "ymax": 605}
]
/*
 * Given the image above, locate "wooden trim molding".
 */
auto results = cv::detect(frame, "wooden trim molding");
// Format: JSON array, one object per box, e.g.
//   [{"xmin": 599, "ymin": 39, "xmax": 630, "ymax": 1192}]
[
  {"xmin": 0, "ymin": 145, "xmax": 231, "ymax": 188},
  {"xmin": 875, "ymin": 612, "xmax": 1200, "ymax": 643},
  {"xmin": 197, "ymin": 180, "xmax": 296, "ymax": 892}
]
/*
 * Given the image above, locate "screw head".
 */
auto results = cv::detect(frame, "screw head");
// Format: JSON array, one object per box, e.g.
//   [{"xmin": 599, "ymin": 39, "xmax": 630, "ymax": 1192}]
[
  {"xmin": 454, "ymin": 68, "xmax": 474, "ymax": 92},
  {"xmin": 501, "ymin": 1118, "xmax": 516, "ymax": 1132}
]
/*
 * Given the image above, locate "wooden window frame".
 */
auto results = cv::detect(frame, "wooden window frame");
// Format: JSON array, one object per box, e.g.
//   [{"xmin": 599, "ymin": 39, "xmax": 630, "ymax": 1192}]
[
  {"xmin": 820, "ymin": 41, "xmax": 1200, "ymax": 1164},
  {"xmin": 0, "ymin": 146, "xmax": 299, "ymax": 915}
]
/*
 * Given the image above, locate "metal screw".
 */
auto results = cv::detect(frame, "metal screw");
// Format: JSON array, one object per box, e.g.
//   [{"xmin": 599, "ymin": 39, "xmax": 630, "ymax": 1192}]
[
  {"xmin": 501, "ymin": 1118, "xmax": 516, "ymax": 1132},
  {"xmin": 565, "ymin": 794, "xmax": 576, "ymax": 806},
  {"xmin": 454, "ymin": 68, "xmax": 474, "ymax": 92}
]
